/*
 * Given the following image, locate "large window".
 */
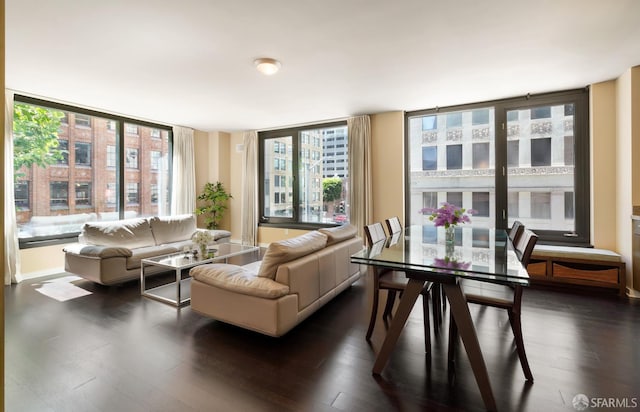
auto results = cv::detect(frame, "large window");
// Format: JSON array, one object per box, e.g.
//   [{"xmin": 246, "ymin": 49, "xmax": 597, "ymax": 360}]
[
  {"xmin": 259, "ymin": 121, "xmax": 349, "ymax": 227},
  {"xmin": 406, "ymin": 89, "xmax": 590, "ymax": 245},
  {"xmin": 13, "ymin": 95, "xmax": 172, "ymax": 246}
]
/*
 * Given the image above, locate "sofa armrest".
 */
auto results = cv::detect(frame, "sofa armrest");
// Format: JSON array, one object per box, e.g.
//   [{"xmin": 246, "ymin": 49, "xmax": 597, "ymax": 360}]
[
  {"xmin": 190, "ymin": 263, "xmax": 289, "ymax": 299},
  {"xmin": 194, "ymin": 228, "xmax": 232, "ymax": 242},
  {"xmin": 64, "ymin": 243, "xmax": 133, "ymax": 258}
]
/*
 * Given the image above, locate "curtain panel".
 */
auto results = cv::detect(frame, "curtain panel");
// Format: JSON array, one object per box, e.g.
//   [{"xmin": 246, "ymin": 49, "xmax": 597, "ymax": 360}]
[
  {"xmin": 347, "ymin": 115, "xmax": 372, "ymax": 239},
  {"xmin": 5, "ymin": 91, "xmax": 21, "ymax": 284},
  {"xmin": 241, "ymin": 131, "xmax": 258, "ymax": 246},
  {"xmin": 171, "ymin": 126, "xmax": 196, "ymax": 216}
]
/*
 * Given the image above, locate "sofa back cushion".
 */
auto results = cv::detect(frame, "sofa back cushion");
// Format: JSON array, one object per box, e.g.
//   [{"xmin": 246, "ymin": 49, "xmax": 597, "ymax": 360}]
[
  {"xmin": 318, "ymin": 224, "xmax": 357, "ymax": 246},
  {"xmin": 80, "ymin": 218, "xmax": 156, "ymax": 249},
  {"xmin": 149, "ymin": 214, "xmax": 197, "ymax": 245},
  {"xmin": 257, "ymin": 231, "xmax": 328, "ymax": 279}
]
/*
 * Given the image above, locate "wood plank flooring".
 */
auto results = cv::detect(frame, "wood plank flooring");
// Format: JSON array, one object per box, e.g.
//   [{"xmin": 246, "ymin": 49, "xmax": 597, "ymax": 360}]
[{"xmin": 4, "ymin": 261, "xmax": 640, "ymax": 412}]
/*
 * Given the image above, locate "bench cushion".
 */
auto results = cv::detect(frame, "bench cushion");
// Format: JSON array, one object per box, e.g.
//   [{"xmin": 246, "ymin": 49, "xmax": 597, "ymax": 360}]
[{"xmin": 532, "ymin": 245, "xmax": 621, "ymax": 263}]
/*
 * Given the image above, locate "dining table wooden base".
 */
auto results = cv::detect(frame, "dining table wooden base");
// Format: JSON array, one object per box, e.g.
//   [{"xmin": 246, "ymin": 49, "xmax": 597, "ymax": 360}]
[
  {"xmin": 352, "ymin": 226, "xmax": 530, "ymax": 412},
  {"xmin": 443, "ymin": 282, "xmax": 497, "ymax": 412},
  {"xmin": 371, "ymin": 277, "xmax": 497, "ymax": 412},
  {"xmin": 372, "ymin": 278, "xmax": 424, "ymax": 374}
]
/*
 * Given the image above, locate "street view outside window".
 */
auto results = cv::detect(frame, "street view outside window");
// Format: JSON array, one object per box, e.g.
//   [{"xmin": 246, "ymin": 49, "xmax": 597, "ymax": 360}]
[
  {"xmin": 407, "ymin": 104, "xmax": 576, "ymax": 233},
  {"xmin": 262, "ymin": 125, "xmax": 349, "ymax": 224},
  {"xmin": 13, "ymin": 100, "xmax": 171, "ymax": 240}
]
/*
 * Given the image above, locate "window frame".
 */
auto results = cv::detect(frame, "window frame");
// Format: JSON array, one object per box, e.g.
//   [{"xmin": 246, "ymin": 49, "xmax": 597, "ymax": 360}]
[
  {"xmin": 74, "ymin": 114, "xmax": 91, "ymax": 128},
  {"xmin": 74, "ymin": 182, "xmax": 93, "ymax": 207},
  {"xmin": 49, "ymin": 181, "xmax": 69, "ymax": 209},
  {"xmin": 258, "ymin": 120, "xmax": 348, "ymax": 230},
  {"xmin": 14, "ymin": 94, "xmax": 173, "ymax": 249},
  {"xmin": 56, "ymin": 140, "xmax": 69, "ymax": 165},
  {"xmin": 405, "ymin": 88, "xmax": 590, "ymax": 246},
  {"xmin": 74, "ymin": 141, "xmax": 92, "ymax": 166}
]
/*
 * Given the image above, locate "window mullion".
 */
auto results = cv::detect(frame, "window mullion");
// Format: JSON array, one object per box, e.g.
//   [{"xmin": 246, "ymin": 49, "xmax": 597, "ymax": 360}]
[
  {"xmin": 292, "ymin": 132, "xmax": 300, "ymax": 222},
  {"xmin": 118, "ymin": 121, "xmax": 125, "ymax": 218},
  {"xmin": 494, "ymin": 104, "xmax": 508, "ymax": 230}
]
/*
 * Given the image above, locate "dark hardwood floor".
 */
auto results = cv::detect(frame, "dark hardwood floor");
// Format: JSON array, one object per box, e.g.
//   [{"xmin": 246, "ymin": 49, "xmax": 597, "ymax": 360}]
[{"xmin": 5, "ymin": 259, "xmax": 640, "ymax": 412}]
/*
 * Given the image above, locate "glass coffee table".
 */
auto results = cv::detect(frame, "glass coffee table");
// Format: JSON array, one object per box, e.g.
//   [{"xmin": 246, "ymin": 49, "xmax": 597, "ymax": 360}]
[{"xmin": 141, "ymin": 243, "xmax": 259, "ymax": 307}]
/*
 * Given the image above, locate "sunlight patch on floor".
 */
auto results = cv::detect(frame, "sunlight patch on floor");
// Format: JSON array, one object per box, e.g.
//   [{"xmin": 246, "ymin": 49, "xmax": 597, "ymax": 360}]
[{"xmin": 33, "ymin": 275, "xmax": 92, "ymax": 302}]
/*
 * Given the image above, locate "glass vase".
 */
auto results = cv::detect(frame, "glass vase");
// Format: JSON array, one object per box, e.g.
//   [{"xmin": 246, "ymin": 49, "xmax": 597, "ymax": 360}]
[
  {"xmin": 199, "ymin": 243, "xmax": 208, "ymax": 258},
  {"xmin": 445, "ymin": 225, "xmax": 456, "ymax": 244}
]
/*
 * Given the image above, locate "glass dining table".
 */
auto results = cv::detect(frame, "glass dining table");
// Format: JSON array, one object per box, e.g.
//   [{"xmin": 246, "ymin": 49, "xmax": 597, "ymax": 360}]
[{"xmin": 351, "ymin": 225, "xmax": 530, "ymax": 412}]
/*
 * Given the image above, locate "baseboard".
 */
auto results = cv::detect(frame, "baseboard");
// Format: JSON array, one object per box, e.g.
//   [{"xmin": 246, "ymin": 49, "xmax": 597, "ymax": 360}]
[{"xmin": 17, "ymin": 267, "xmax": 65, "ymax": 282}]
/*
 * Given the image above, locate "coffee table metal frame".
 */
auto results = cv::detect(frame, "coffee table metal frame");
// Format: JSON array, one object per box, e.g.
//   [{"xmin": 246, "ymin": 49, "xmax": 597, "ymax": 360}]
[{"xmin": 140, "ymin": 244, "xmax": 259, "ymax": 307}]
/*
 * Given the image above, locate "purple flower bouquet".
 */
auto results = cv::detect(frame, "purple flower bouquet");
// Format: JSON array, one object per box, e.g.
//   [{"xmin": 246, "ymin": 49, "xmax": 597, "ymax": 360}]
[{"xmin": 420, "ymin": 202, "xmax": 476, "ymax": 228}]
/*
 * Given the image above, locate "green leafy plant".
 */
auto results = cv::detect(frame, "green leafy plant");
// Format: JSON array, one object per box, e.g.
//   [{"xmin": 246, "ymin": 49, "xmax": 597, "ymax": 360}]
[
  {"xmin": 13, "ymin": 103, "xmax": 66, "ymax": 181},
  {"xmin": 195, "ymin": 181, "xmax": 233, "ymax": 229},
  {"xmin": 323, "ymin": 176, "xmax": 343, "ymax": 214},
  {"xmin": 322, "ymin": 177, "xmax": 342, "ymax": 203}
]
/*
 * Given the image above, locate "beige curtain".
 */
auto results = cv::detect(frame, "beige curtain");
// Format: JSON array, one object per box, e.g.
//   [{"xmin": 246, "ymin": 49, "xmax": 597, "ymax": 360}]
[
  {"xmin": 171, "ymin": 126, "xmax": 196, "ymax": 216},
  {"xmin": 5, "ymin": 90, "xmax": 21, "ymax": 284},
  {"xmin": 241, "ymin": 131, "xmax": 258, "ymax": 245},
  {"xmin": 348, "ymin": 115, "xmax": 372, "ymax": 239}
]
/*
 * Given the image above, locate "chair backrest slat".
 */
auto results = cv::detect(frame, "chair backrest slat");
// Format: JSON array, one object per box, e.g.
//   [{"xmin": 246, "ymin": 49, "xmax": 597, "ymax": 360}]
[
  {"xmin": 509, "ymin": 220, "xmax": 525, "ymax": 245},
  {"xmin": 364, "ymin": 222, "xmax": 387, "ymax": 246},
  {"xmin": 385, "ymin": 216, "xmax": 403, "ymax": 236},
  {"xmin": 515, "ymin": 228, "xmax": 538, "ymax": 267}
]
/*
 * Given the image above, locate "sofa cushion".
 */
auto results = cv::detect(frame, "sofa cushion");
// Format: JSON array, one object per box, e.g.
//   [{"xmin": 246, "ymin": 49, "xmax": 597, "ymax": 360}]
[
  {"xmin": 63, "ymin": 243, "xmax": 133, "ymax": 258},
  {"xmin": 319, "ymin": 224, "xmax": 357, "ymax": 246},
  {"xmin": 191, "ymin": 264, "xmax": 290, "ymax": 299},
  {"xmin": 127, "ymin": 244, "xmax": 181, "ymax": 270},
  {"xmin": 257, "ymin": 231, "xmax": 328, "ymax": 279},
  {"xmin": 80, "ymin": 218, "xmax": 156, "ymax": 249},
  {"xmin": 149, "ymin": 214, "xmax": 197, "ymax": 245}
]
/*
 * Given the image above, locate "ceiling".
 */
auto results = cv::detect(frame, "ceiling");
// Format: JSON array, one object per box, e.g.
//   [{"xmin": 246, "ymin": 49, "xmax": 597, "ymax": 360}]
[{"xmin": 6, "ymin": 0, "xmax": 640, "ymax": 132}]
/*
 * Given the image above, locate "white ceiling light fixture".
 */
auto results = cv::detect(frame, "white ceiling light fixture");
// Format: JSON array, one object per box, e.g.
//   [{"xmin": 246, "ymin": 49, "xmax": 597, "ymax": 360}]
[{"xmin": 254, "ymin": 58, "xmax": 281, "ymax": 75}]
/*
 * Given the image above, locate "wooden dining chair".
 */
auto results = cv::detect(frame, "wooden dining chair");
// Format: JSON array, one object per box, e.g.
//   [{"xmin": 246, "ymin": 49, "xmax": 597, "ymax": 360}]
[
  {"xmin": 448, "ymin": 228, "xmax": 538, "ymax": 381},
  {"xmin": 509, "ymin": 220, "xmax": 525, "ymax": 245},
  {"xmin": 364, "ymin": 222, "xmax": 433, "ymax": 353},
  {"xmin": 384, "ymin": 216, "xmax": 403, "ymax": 237}
]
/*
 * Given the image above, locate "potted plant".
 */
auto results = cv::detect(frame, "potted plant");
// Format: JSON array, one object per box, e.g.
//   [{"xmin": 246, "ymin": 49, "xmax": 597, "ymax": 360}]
[{"xmin": 195, "ymin": 181, "xmax": 233, "ymax": 229}]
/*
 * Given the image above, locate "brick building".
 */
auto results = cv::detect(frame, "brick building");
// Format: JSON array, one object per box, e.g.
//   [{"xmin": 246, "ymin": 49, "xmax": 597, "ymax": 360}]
[{"xmin": 15, "ymin": 109, "xmax": 170, "ymax": 238}]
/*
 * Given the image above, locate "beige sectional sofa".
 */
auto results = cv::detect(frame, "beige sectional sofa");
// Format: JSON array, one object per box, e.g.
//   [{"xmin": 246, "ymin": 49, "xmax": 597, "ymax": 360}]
[
  {"xmin": 189, "ymin": 225, "xmax": 363, "ymax": 337},
  {"xmin": 64, "ymin": 214, "xmax": 230, "ymax": 285}
]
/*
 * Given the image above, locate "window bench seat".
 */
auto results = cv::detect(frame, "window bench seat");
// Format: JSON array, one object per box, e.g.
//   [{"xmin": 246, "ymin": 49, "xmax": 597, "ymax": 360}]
[{"xmin": 527, "ymin": 245, "xmax": 626, "ymax": 296}]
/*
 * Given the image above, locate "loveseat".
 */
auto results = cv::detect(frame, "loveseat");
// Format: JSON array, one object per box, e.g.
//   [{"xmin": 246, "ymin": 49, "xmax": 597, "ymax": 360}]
[
  {"xmin": 64, "ymin": 214, "xmax": 231, "ymax": 285},
  {"xmin": 189, "ymin": 225, "xmax": 363, "ymax": 337}
]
